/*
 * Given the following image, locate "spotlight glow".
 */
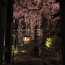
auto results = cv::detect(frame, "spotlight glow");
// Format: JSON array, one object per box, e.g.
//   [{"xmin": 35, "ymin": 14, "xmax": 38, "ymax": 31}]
[{"xmin": 46, "ymin": 38, "xmax": 52, "ymax": 48}]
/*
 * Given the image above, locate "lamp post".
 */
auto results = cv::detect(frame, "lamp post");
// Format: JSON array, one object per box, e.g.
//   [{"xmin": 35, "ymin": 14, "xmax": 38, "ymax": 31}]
[{"xmin": 23, "ymin": 36, "xmax": 30, "ymax": 51}]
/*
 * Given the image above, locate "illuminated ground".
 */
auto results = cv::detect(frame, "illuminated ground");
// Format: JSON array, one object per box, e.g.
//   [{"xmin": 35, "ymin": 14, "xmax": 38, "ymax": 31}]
[{"xmin": 9, "ymin": 52, "xmax": 62, "ymax": 65}]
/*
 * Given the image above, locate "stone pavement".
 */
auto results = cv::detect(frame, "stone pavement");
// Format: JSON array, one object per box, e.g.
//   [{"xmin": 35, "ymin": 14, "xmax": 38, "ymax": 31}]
[
  {"xmin": 5, "ymin": 57, "xmax": 62, "ymax": 65},
  {"xmin": 4, "ymin": 55, "xmax": 63, "ymax": 65}
]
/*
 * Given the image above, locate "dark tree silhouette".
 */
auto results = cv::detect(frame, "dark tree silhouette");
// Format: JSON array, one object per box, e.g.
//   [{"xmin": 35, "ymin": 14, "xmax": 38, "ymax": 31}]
[{"xmin": 41, "ymin": 12, "xmax": 48, "ymax": 46}]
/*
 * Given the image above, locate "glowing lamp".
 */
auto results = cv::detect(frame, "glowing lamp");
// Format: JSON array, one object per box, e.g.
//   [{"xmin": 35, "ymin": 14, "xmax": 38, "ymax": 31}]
[
  {"xmin": 23, "ymin": 36, "xmax": 30, "ymax": 44},
  {"xmin": 46, "ymin": 38, "xmax": 52, "ymax": 48}
]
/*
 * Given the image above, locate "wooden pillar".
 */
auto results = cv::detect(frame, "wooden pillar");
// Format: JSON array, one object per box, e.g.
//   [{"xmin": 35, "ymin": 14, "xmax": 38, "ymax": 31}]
[
  {"xmin": 61, "ymin": 1, "xmax": 65, "ymax": 65},
  {"xmin": 60, "ymin": 0, "xmax": 65, "ymax": 64},
  {"xmin": 0, "ymin": 0, "xmax": 7, "ymax": 65},
  {"xmin": 5, "ymin": 0, "xmax": 13, "ymax": 64}
]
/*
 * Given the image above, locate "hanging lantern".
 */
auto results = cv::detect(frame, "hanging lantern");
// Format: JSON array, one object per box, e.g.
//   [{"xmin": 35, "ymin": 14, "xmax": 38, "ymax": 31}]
[{"xmin": 23, "ymin": 36, "xmax": 30, "ymax": 44}]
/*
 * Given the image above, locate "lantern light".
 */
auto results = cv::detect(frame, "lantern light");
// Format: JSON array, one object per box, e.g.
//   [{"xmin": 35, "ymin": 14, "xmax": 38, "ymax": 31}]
[{"xmin": 23, "ymin": 36, "xmax": 30, "ymax": 44}]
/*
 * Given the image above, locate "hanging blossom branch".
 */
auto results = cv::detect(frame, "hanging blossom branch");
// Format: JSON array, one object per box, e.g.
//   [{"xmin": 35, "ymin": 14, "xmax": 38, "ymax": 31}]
[{"xmin": 13, "ymin": 0, "xmax": 60, "ymax": 40}]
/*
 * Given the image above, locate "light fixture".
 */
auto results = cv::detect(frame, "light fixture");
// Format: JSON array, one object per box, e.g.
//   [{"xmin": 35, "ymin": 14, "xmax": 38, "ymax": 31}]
[
  {"xmin": 23, "ymin": 36, "xmax": 30, "ymax": 44},
  {"xmin": 45, "ymin": 38, "xmax": 52, "ymax": 48}
]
